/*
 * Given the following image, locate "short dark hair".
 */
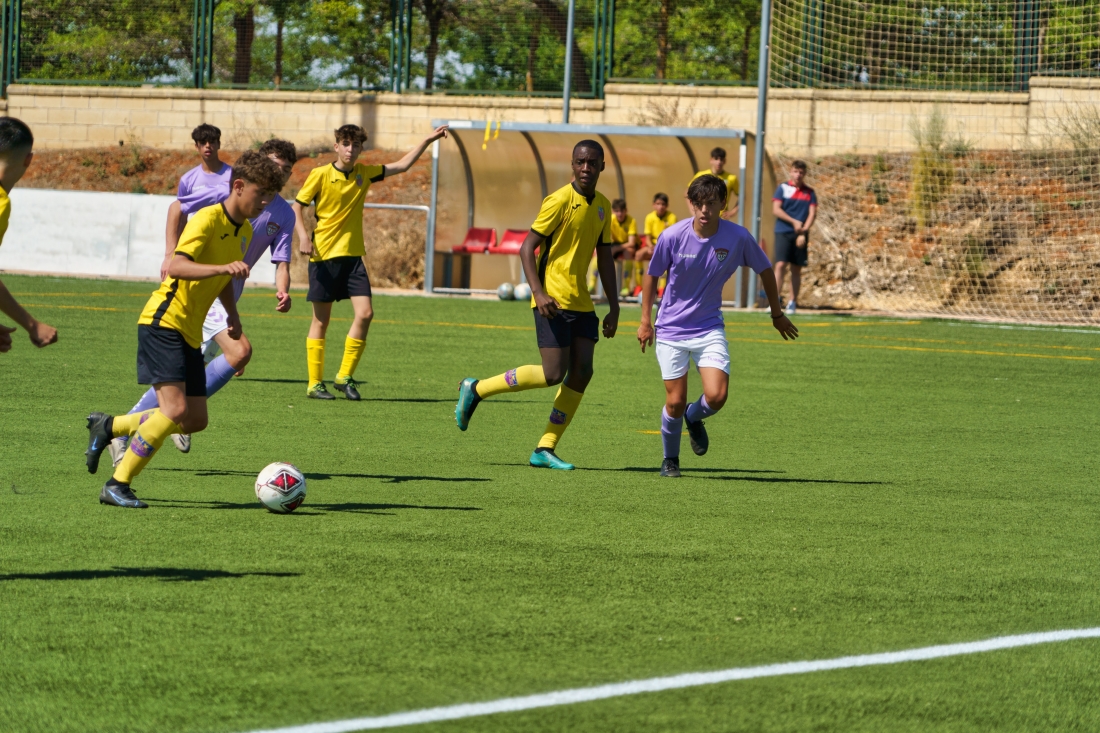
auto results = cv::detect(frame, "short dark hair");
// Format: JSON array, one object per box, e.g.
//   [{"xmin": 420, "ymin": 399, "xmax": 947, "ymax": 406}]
[
  {"xmin": 653, "ymin": 192, "xmax": 669, "ymax": 204},
  {"xmin": 791, "ymin": 159, "xmax": 808, "ymax": 172},
  {"xmin": 335, "ymin": 124, "xmax": 368, "ymax": 145},
  {"xmin": 230, "ymin": 150, "xmax": 285, "ymax": 192},
  {"xmin": 687, "ymin": 174, "xmax": 727, "ymax": 208},
  {"xmin": 611, "ymin": 198, "xmax": 627, "ymax": 211},
  {"xmin": 257, "ymin": 138, "xmax": 297, "ymax": 164},
  {"xmin": 192, "ymin": 123, "xmax": 221, "ymax": 145},
  {"xmin": 572, "ymin": 139, "xmax": 604, "ymax": 159},
  {"xmin": 0, "ymin": 117, "xmax": 34, "ymax": 154},
  {"xmin": 709, "ymin": 147, "xmax": 726, "ymax": 160}
]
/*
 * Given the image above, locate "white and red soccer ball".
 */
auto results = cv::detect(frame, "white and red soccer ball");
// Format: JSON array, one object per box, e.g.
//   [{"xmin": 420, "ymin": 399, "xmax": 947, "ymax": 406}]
[{"xmin": 255, "ymin": 462, "xmax": 307, "ymax": 513}]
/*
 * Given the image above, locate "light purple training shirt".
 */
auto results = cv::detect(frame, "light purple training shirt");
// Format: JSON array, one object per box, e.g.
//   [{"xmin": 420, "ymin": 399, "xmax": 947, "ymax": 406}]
[
  {"xmin": 647, "ymin": 218, "xmax": 773, "ymax": 340},
  {"xmin": 178, "ymin": 163, "xmax": 233, "ymax": 216}
]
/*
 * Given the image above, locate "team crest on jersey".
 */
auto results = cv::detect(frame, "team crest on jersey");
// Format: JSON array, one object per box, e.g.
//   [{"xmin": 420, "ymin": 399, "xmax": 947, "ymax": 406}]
[
  {"xmin": 266, "ymin": 222, "xmax": 280, "ymax": 236},
  {"xmin": 241, "ymin": 235, "xmax": 248, "ymax": 253},
  {"xmin": 597, "ymin": 206, "xmax": 605, "ymax": 221},
  {"xmin": 549, "ymin": 408, "xmax": 568, "ymax": 425},
  {"xmin": 505, "ymin": 369, "xmax": 518, "ymax": 387},
  {"xmin": 355, "ymin": 174, "xmax": 363, "ymax": 187},
  {"xmin": 715, "ymin": 248, "xmax": 729, "ymax": 262}
]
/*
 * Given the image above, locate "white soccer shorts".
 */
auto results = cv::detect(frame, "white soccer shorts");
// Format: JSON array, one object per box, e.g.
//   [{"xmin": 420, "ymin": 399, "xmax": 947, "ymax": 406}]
[
  {"xmin": 201, "ymin": 298, "xmax": 229, "ymax": 361},
  {"xmin": 654, "ymin": 328, "xmax": 730, "ymax": 380}
]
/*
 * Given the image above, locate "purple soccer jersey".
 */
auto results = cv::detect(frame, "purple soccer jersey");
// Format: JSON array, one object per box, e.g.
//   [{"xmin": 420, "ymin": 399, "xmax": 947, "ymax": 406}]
[
  {"xmin": 178, "ymin": 163, "xmax": 233, "ymax": 216},
  {"xmin": 647, "ymin": 218, "xmax": 773, "ymax": 340},
  {"xmin": 235, "ymin": 195, "xmax": 295, "ymax": 300}
]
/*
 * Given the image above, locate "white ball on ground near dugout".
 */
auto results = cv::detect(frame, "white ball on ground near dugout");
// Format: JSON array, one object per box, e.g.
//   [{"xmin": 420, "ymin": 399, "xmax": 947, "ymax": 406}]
[
  {"xmin": 514, "ymin": 283, "xmax": 532, "ymax": 301},
  {"xmin": 255, "ymin": 462, "xmax": 307, "ymax": 514},
  {"xmin": 497, "ymin": 282, "xmax": 515, "ymax": 300}
]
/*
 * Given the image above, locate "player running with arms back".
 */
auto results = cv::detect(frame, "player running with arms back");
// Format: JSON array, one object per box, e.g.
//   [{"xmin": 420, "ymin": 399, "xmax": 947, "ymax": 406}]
[
  {"xmin": 84, "ymin": 152, "xmax": 285, "ymax": 508},
  {"xmin": 0, "ymin": 117, "xmax": 57, "ymax": 353},
  {"xmin": 293, "ymin": 123, "xmax": 448, "ymax": 401},
  {"xmin": 638, "ymin": 174, "xmax": 798, "ymax": 478},
  {"xmin": 455, "ymin": 140, "xmax": 620, "ymax": 470},
  {"xmin": 108, "ymin": 139, "xmax": 299, "ymax": 464}
]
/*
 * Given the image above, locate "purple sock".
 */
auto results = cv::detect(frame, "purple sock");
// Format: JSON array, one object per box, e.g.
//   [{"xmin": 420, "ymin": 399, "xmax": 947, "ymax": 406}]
[
  {"xmin": 661, "ymin": 407, "xmax": 683, "ymax": 459},
  {"xmin": 204, "ymin": 355, "xmax": 237, "ymax": 399},
  {"xmin": 129, "ymin": 387, "xmax": 159, "ymax": 414},
  {"xmin": 685, "ymin": 395, "xmax": 717, "ymax": 424}
]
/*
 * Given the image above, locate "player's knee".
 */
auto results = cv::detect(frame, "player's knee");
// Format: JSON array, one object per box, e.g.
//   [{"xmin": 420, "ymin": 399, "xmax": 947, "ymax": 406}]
[
  {"xmin": 226, "ymin": 338, "xmax": 252, "ymax": 369},
  {"xmin": 185, "ymin": 414, "xmax": 208, "ymax": 433},
  {"xmin": 706, "ymin": 390, "xmax": 728, "ymax": 411},
  {"xmin": 544, "ymin": 366, "xmax": 566, "ymax": 386},
  {"xmin": 665, "ymin": 399, "xmax": 687, "ymax": 418}
]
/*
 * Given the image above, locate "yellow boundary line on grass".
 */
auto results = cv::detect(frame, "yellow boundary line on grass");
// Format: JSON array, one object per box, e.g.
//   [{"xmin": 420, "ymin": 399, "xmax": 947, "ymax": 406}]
[{"xmin": 728, "ymin": 336, "xmax": 1093, "ymax": 361}]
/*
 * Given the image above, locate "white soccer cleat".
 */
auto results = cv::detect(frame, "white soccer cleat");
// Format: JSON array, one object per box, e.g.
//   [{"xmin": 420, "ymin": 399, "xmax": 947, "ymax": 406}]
[
  {"xmin": 785, "ymin": 300, "xmax": 797, "ymax": 315},
  {"xmin": 108, "ymin": 436, "xmax": 129, "ymax": 467},
  {"xmin": 172, "ymin": 433, "xmax": 192, "ymax": 453}
]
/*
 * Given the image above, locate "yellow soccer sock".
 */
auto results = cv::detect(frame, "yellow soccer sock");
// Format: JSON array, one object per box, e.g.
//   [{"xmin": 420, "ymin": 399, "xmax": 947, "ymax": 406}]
[
  {"xmin": 111, "ymin": 409, "xmax": 156, "ymax": 437},
  {"xmin": 306, "ymin": 338, "xmax": 325, "ymax": 386},
  {"xmin": 475, "ymin": 365, "xmax": 548, "ymax": 399},
  {"xmin": 335, "ymin": 336, "xmax": 366, "ymax": 382},
  {"xmin": 113, "ymin": 410, "xmax": 180, "ymax": 485},
  {"xmin": 537, "ymin": 384, "xmax": 584, "ymax": 450}
]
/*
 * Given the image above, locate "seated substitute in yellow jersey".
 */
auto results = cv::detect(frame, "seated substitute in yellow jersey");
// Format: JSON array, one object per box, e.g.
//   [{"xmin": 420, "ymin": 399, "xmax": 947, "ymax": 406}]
[
  {"xmin": 643, "ymin": 209, "xmax": 677, "ymax": 250},
  {"xmin": 692, "ymin": 169, "xmax": 739, "ymax": 213},
  {"xmin": 531, "ymin": 181, "xmax": 614, "ymax": 317},
  {"xmin": 609, "ymin": 210, "xmax": 637, "ymax": 248}
]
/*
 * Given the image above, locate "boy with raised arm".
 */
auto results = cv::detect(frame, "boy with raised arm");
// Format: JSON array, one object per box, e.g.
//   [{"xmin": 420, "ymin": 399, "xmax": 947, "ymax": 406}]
[
  {"xmin": 0, "ymin": 117, "xmax": 57, "ymax": 352},
  {"xmin": 638, "ymin": 175, "xmax": 798, "ymax": 478},
  {"xmin": 455, "ymin": 140, "xmax": 620, "ymax": 470},
  {"xmin": 108, "ymin": 139, "xmax": 299, "ymax": 464},
  {"xmin": 84, "ymin": 152, "xmax": 284, "ymax": 508},
  {"xmin": 293, "ymin": 123, "xmax": 448, "ymax": 401}
]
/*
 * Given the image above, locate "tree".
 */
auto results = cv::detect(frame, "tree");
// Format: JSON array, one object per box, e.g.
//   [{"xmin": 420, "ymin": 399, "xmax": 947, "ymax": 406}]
[
  {"xmin": 416, "ymin": 0, "xmax": 454, "ymax": 90},
  {"xmin": 233, "ymin": 4, "xmax": 256, "ymax": 85}
]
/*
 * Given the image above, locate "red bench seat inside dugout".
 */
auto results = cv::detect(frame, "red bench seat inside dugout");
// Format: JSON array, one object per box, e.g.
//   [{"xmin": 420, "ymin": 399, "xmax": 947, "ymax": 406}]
[
  {"xmin": 487, "ymin": 229, "xmax": 527, "ymax": 255},
  {"xmin": 452, "ymin": 227, "xmax": 497, "ymax": 254}
]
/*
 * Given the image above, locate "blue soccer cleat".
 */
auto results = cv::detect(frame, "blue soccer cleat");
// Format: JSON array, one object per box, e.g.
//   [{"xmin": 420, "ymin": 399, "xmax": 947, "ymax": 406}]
[
  {"xmin": 529, "ymin": 448, "xmax": 574, "ymax": 470},
  {"xmin": 99, "ymin": 478, "xmax": 148, "ymax": 509},
  {"xmin": 455, "ymin": 378, "xmax": 480, "ymax": 431}
]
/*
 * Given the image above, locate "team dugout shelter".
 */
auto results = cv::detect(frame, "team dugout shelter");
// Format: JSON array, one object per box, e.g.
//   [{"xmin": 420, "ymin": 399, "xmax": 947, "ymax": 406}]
[{"xmin": 421, "ymin": 120, "xmax": 778, "ymax": 307}]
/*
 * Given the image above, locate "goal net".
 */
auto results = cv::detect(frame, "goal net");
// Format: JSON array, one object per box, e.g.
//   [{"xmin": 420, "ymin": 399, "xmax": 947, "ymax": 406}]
[{"xmin": 769, "ymin": 0, "xmax": 1100, "ymax": 323}]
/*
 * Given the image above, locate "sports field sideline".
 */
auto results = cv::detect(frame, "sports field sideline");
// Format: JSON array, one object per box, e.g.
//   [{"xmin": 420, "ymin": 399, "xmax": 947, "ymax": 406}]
[{"xmin": 2, "ymin": 273, "xmax": 1099, "ymax": 732}]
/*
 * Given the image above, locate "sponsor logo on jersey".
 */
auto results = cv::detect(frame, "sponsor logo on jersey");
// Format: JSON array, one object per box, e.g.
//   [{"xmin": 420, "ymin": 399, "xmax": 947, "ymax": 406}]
[
  {"xmin": 266, "ymin": 222, "xmax": 280, "ymax": 236},
  {"xmin": 505, "ymin": 369, "xmax": 518, "ymax": 387},
  {"xmin": 597, "ymin": 206, "xmax": 605, "ymax": 221},
  {"xmin": 549, "ymin": 408, "xmax": 568, "ymax": 425},
  {"xmin": 130, "ymin": 435, "xmax": 155, "ymax": 458},
  {"xmin": 715, "ymin": 248, "xmax": 729, "ymax": 262}
]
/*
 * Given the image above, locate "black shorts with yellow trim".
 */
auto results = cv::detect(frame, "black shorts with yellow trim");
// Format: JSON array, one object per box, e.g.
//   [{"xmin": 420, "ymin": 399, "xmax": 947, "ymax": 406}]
[
  {"xmin": 533, "ymin": 308, "xmax": 600, "ymax": 349},
  {"xmin": 307, "ymin": 255, "xmax": 372, "ymax": 302},
  {"xmin": 136, "ymin": 324, "xmax": 206, "ymax": 397}
]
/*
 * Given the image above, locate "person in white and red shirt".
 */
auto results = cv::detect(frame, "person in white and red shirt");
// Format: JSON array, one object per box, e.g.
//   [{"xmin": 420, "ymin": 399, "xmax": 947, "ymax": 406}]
[{"xmin": 772, "ymin": 160, "xmax": 818, "ymax": 314}]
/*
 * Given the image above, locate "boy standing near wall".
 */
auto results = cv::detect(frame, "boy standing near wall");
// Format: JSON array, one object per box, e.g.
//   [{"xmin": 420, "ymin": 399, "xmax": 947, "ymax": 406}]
[
  {"xmin": 293, "ymin": 124, "xmax": 448, "ymax": 401},
  {"xmin": 772, "ymin": 160, "xmax": 817, "ymax": 314},
  {"xmin": 0, "ymin": 117, "xmax": 57, "ymax": 353}
]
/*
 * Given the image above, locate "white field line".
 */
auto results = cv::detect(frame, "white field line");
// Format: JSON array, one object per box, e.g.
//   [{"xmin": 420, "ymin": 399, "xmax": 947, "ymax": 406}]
[{"xmin": 240, "ymin": 627, "xmax": 1100, "ymax": 733}]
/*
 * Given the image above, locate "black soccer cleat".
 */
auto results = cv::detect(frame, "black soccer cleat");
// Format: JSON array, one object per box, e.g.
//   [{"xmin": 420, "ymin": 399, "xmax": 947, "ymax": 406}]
[
  {"xmin": 685, "ymin": 417, "xmax": 709, "ymax": 456},
  {"xmin": 85, "ymin": 412, "xmax": 114, "ymax": 474},
  {"xmin": 660, "ymin": 457, "xmax": 682, "ymax": 478},
  {"xmin": 333, "ymin": 377, "xmax": 362, "ymax": 401},
  {"xmin": 99, "ymin": 478, "xmax": 148, "ymax": 509},
  {"xmin": 307, "ymin": 382, "xmax": 336, "ymax": 400}
]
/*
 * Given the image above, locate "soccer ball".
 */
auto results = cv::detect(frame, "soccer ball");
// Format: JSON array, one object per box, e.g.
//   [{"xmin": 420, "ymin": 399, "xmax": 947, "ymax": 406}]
[
  {"xmin": 255, "ymin": 462, "xmax": 307, "ymax": 513},
  {"xmin": 497, "ymin": 282, "xmax": 515, "ymax": 300},
  {"xmin": 514, "ymin": 282, "xmax": 532, "ymax": 301}
]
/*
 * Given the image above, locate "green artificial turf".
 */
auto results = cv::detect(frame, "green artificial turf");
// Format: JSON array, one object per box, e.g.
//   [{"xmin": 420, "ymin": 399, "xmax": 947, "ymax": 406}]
[{"xmin": 2, "ymin": 273, "xmax": 1099, "ymax": 732}]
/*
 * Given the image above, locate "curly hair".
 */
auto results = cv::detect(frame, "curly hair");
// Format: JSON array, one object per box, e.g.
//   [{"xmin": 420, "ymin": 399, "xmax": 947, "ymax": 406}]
[
  {"xmin": 686, "ymin": 174, "xmax": 727, "ymax": 208},
  {"xmin": 230, "ymin": 150, "xmax": 285, "ymax": 192},
  {"xmin": 334, "ymin": 124, "xmax": 368, "ymax": 145},
  {"xmin": 257, "ymin": 138, "xmax": 297, "ymax": 164},
  {"xmin": 191, "ymin": 123, "xmax": 221, "ymax": 145}
]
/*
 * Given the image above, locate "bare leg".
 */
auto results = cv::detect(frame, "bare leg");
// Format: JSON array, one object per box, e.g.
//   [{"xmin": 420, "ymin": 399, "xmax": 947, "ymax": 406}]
[
  {"xmin": 308, "ymin": 301, "xmax": 332, "ymax": 340},
  {"xmin": 774, "ymin": 261, "xmax": 788, "ymax": 303},
  {"xmin": 348, "ymin": 295, "xmax": 373, "ymax": 341},
  {"xmin": 789, "ymin": 264, "xmax": 802, "ymax": 305}
]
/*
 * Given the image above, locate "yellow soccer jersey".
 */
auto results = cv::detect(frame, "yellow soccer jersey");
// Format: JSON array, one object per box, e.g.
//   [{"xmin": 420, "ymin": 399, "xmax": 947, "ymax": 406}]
[
  {"xmin": 139, "ymin": 204, "xmax": 251, "ymax": 348},
  {"xmin": 692, "ymin": 169, "xmax": 740, "ymax": 212},
  {"xmin": 609, "ymin": 213, "xmax": 636, "ymax": 244},
  {"xmin": 0, "ymin": 185, "xmax": 11, "ymax": 245},
  {"xmin": 295, "ymin": 162, "xmax": 385, "ymax": 261},
  {"xmin": 644, "ymin": 210, "xmax": 678, "ymax": 247},
  {"xmin": 530, "ymin": 183, "xmax": 613, "ymax": 312}
]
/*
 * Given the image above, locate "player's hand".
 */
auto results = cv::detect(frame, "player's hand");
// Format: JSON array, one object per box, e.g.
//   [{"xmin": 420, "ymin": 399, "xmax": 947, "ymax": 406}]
[
  {"xmin": 28, "ymin": 320, "xmax": 58, "ymax": 348},
  {"xmin": 275, "ymin": 291, "xmax": 291, "ymax": 312},
  {"xmin": 772, "ymin": 315, "xmax": 799, "ymax": 341},
  {"xmin": 223, "ymin": 261, "xmax": 251, "ymax": 279},
  {"xmin": 226, "ymin": 314, "xmax": 243, "ymax": 340},
  {"xmin": 160, "ymin": 255, "xmax": 173, "ymax": 281},
  {"xmin": 0, "ymin": 323, "xmax": 15, "ymax": 353},
  {"xmin": 298, "ymin": 237, "xmax": 313, "ymax": 256},
  {"xmin": 534, "ymin": 291, "xmax": 560, "ymax": 319},
  {"xmin": 796, "ymin": 234, "xmax": 807, "ymax": 248},
  {"xmin": 602, "ymin": 308, "xmax": 619, "ymax": 339},
  {"xmin": 792, "ymin": 220, "xmax": 804, "ymax": 232},
  {"xmin": 637, "ymin": 321, "xmax": 654, "ymax": 352},
  {"xmin": 426, "ymin": 125, "xmax": 449, "ymax": 143}
]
